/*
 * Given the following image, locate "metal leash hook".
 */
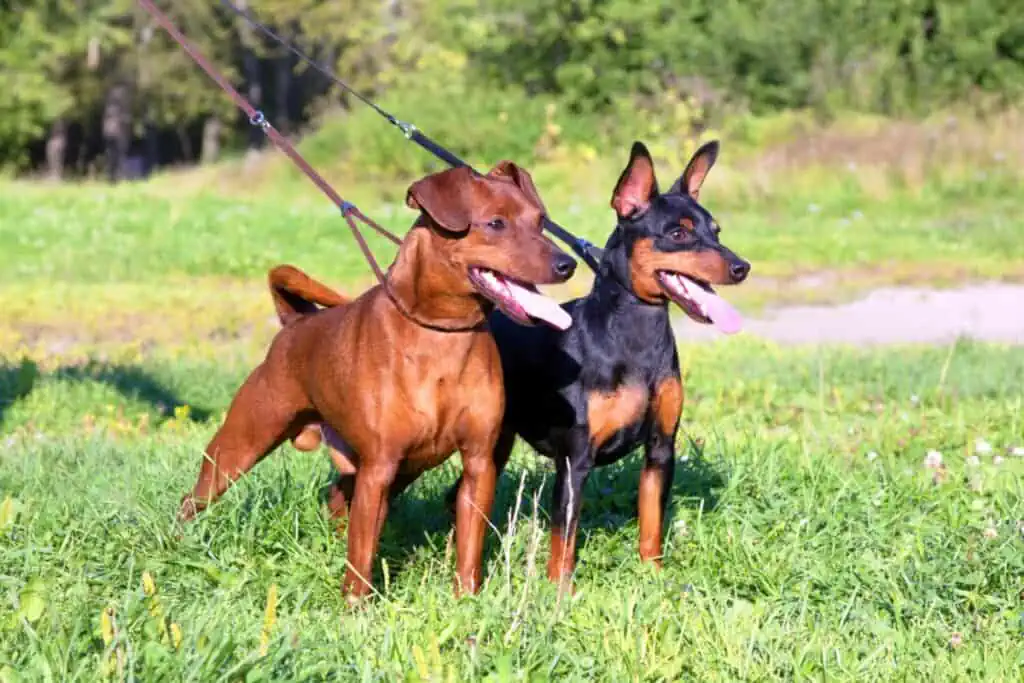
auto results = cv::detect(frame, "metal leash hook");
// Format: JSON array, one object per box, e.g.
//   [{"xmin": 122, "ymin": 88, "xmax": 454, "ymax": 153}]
[
  {"xmin": 248, "ymin": 110, "xmax": 269, "ymax": 129},
  {"xmin": 396, "ymin": 121, "xmax": 417, "ymax": 140}
]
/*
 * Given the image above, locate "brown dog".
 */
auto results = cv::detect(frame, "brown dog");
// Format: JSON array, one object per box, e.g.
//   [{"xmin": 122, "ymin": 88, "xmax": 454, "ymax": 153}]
[{"xmin": 178, "ymin": 162, "xmax": 576, "ymax": 600}]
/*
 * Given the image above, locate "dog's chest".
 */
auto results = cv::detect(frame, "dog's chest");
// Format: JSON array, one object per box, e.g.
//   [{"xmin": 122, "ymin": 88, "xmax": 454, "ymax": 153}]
[
  {"xmin": 394, "ymin": 335, "xmax": 502, "ymax": 468},
  {"xmin": 577, "ymin": 339, "xmax": 674, "ymax": 457},
  {"xmin": 586, "ymin": 381, "xmax": 649, "ymax": 448}
]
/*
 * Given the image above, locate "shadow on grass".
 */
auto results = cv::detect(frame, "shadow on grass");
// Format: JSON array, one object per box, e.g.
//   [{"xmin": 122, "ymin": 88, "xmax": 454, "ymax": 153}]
[
  {"xmin": 54, "ymin": 364, "xmax": 214, "ymax": 422},
  {"xmin": 359, "ymin": 436, "xmax": 728, "ymax": 586},
  {"xmin": 0, "ymin": 358, "xmax": 214, "ymax": 432},
  {"xmin": 0, "ymin": 360, "xmax": 38, "ymax": 431}
]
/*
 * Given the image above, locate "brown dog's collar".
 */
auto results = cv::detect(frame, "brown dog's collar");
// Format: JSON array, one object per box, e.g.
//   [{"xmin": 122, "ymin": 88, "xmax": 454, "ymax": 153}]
[{"xmin": 383, "ymin": 284, "xmax": 488, "ymax": 333}]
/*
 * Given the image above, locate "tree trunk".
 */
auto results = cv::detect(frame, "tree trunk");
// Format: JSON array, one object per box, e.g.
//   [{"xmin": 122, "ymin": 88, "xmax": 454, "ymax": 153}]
[
  {"xmin": 200, "ymin": 117, "xmax": 222, "ymax": 164},
  {"xmin": 244, "ymin": 51, "xmax": 263, "ymax": 156},
  {"xmin": 138, "ymin": 20, "xmax": 158, "ymax": 178},
  {"xmin": 142, "ymin": 119, "xmax": 158, "ymax": 177},
  {"xmin": 45, "ymin": 119, "xmax": 67, "ymax": 181},
  {"xmin": 177, "ymin": 125, "xmax": 193, "ymax": 163},
  {"xmin": 274, "ymin": 41, "xmax": 293, "ymax": 136},
  {"xmin": 381, "ymin": 0, "xmax": 401, "ymax": 48},
  {"xmin": 236, "ymin": 0, "xmax": 264, "ymax": 161},
  {"xmin": 102, "ymin": 84, "xmax": 130, "ymax": 183}
]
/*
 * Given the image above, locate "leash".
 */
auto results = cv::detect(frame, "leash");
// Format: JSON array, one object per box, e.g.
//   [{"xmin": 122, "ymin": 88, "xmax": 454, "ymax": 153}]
[
  {"xmin": 137, "ymin": 0, "xmax": 398, "ymax": 286},
  {"xmin": 218, "ymin": 0, "xmax": 603, "ymax": 274},
  {"xmin": 139, "ymin": 0, "xmax": 502, "ymax": 333}
]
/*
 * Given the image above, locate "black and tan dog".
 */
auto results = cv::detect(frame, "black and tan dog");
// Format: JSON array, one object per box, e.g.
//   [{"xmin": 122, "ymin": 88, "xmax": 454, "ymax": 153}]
[{"xmin": 447, "ymin": 141, "xmax": 750, "ymax": 587}]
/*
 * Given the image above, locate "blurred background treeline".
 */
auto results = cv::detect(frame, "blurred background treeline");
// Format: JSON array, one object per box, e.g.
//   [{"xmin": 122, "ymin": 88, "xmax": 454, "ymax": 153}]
[{"xmin": 2, "ymin": 0, "xmax": 1023, "ymax": 181}]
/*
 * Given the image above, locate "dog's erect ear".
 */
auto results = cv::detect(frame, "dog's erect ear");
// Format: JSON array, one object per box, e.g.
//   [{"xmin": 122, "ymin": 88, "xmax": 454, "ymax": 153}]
[
  {"xmin": 611, "ymin": 141, "xmax": 659, "ymax": 219},
  {"xmin": 669, "ymin": 140, "xmax": 719, "ymax": 201},
  {"xmin": 487, "ymin": 160, "xmax": 548, "ymax": 214},
  {"xmin": 405, "ymin": 166, "xmax": 477, "ymax": 233}
]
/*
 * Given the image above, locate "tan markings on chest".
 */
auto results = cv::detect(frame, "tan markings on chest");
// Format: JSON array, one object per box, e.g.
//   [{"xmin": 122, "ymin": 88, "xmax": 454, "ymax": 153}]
[
  {"xmin": 587, "ymin": 384, "xmax": 649, "ymax": 448},
  {"xmin": 651, "ymin": 376, "xmax": 683, "ymax": 435}
]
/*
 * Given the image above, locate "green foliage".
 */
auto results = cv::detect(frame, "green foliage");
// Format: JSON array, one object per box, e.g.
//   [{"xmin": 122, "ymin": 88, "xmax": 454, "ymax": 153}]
[
  {"xmin": 473, "ymin": 0, "xmax": 1024, "ymax": 116},
  {"xmin": 299, "ymin": 84, "xmax": 599, "ymax": 178},
  {"xmin": 0, "ymin": 4, "xmax": 78, "ymax": 164},
  {"xmin": 4, "ymin": 167, "xmax": 1024, "ymax": 288},
  {"xmin": 0, "ymin": 0, "xmax": 1022, "ymax": 171}
]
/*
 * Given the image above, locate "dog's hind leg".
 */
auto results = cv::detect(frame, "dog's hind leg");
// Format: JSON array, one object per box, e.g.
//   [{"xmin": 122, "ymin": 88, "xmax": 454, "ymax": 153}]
[
  {"xmin": 178, "ymin": 365, "xmax": 306, "ymax": 522},
  {"xmin": 319, "ymin": 424, "xmax": 359, "ymax": 524}
]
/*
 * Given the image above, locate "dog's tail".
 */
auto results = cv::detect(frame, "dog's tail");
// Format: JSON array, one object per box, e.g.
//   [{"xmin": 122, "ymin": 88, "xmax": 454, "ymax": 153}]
[{"xmin": 268, "ymin": 265, "xmax": 349, "ymax": 326}]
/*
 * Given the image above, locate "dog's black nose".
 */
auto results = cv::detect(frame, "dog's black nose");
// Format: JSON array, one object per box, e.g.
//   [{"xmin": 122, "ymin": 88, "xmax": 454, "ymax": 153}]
[
  {"xmin": 729, "ymin": 260, "xmax": 751, "ymax": 283},
  {"xmin": 552, "ymin": 253, "xmax": 577, "ymax": 280}
]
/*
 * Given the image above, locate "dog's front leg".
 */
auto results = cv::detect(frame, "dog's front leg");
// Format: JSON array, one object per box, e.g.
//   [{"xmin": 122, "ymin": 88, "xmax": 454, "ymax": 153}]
[
  {"xmin": 640, "ymin": 376, "xmax": 683, "ymax": 566},
  {"xmin": 548, "ymin": 428, "xmax": 593, "ymax": 588},
  {"xmin": 341, "ymin": 461, "xmax": 398, "ymax": 602},
  {"xmin": 443, "ymin": 427, "xmax": 515, "ymax": 517},
  {"xmin": 639, "ymin": 432, "xmax": 676, "ymax": 566},
  {"xmin": 453, "ymin": 438, "xmax": 499, "ymax": 596}
]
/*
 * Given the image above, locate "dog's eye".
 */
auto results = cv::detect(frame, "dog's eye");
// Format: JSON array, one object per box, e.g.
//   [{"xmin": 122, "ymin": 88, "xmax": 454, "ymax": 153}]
[
  {"xmin": 667, "ymin": 228, "xmax": 691, "ymax": 243},
  {"xmin": 487, "ymin": 218, "xmax": 507, "ymax": 231}
]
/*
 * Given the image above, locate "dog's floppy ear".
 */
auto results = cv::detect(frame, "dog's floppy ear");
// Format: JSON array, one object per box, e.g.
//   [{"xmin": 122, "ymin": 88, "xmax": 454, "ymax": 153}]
[
  {"xmin": 405, "ymin": 166, "xmax": 477, "ymax": 233},
  {"xmin": 669, "ymin": 140, "xmax": 719, "ymax": 201},
  {"xmin": 611, "ymin": 141, "xmax": 659, "ymax": 219},
  {"xmin": 487, "ymin": 160, "xmax": 548, "ymax": 214}
]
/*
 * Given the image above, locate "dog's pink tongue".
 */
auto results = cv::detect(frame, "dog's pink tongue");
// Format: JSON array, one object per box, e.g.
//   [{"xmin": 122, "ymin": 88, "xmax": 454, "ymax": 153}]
[
  {"xmin": 679, "ymin": 275, "xmax": 743, "ymax": 334},
  {"xmin": 505, "ymin": 281, "xmax": 572, "ymax": 330}
]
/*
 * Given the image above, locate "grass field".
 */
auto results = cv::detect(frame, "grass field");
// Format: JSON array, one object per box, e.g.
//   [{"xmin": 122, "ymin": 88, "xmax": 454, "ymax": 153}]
[
  {"xmin": 2, "ymin": 340, "xmax": 1023, "ymax": 680},
  {"xmin": 3, "ymin": 167, "xmax": 1024, "ymax": 357},
  {"xmin": 2, "ymin": 118, "xmax": 1024, "ymax": 680}
]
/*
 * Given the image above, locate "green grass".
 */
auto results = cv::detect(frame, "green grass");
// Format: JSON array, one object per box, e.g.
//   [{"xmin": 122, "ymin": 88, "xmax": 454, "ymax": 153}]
[
  {"xmin": 4, "ymin": 171, "xmax": 1024, "ymax": 284},
  {"xmin": 2, "ymin": 161, "xmax": 1023, "ymax": 353},
  {"xmin": 1, "ymin": 340, "xmax": 1022, "ymax": 680}
]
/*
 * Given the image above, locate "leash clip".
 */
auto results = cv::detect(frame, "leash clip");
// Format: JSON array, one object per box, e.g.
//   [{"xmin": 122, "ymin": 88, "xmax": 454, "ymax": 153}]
[
  {"xmin": 397, "ymin": 120, "xmax": 417, "ymax": 139},
  {"xmin": 248, "ymin": 110, "xmax": 269, "ymax": 129},
  {"xmin": 339, "ymin": 200, "xmax": 355, "ymax": 215},
  {"xmin": 576, "ymin": 237, "xmax": 604, "ymax": 264}
]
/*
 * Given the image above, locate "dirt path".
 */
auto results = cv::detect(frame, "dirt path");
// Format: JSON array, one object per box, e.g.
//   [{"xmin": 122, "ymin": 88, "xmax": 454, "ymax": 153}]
[{"xmin": 673, "ymin": 283, "xmax": 1024, "ymax": 345}]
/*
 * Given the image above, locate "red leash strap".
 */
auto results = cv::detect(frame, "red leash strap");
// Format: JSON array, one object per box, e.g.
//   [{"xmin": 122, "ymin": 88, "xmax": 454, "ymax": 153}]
[{"xmin": 136, "ymin": 0, "xmax": 402, "ymax": 285}]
